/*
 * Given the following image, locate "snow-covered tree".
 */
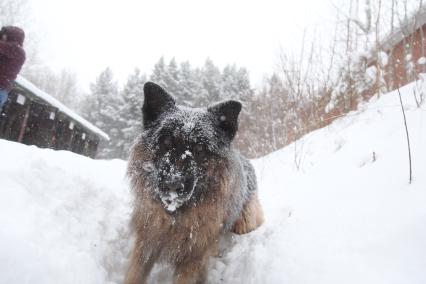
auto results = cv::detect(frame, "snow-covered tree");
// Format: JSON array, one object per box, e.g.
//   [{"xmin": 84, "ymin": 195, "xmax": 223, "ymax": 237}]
[
  {"xmin": 119, "ymin": 68, "xmax": 147, "ymax": 159},
  {"xmin": 81, "ymin": 67, "xmax": 123, "ymax": 159},
  {"xmin": 221, "ymin": 64, "xmax": 253, "ymax": 103},
  {"xmin": 150, "ymin": 57, "xmax": 167, "ymax": 87},
  {"xmin": 178, "ymin": 61, "xmax": 207, "ymax": 107},
  {"xmin": 201, "ymin": 58, "xmax": 222, "ymax": 103},
  {"xmin": 25, "ymin": 67, "xmax": 80, "ymax": 108},
  {"xmin": 190, "ymin": 67, "xmax": 210, "ymax": 106},
  {"xmin": 164, "ymin": 58, "xmax": 180, "ymax": 99}
]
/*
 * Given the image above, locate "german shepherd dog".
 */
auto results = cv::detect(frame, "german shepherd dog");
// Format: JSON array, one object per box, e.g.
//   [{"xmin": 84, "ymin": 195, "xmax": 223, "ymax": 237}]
[{"xmin": 125, "ymin": 82, "xmax": 264, "ymax": 284}]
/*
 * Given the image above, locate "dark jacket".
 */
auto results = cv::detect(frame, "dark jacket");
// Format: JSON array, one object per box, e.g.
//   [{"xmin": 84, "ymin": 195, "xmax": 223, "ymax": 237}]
[{"xmin": 0, "ymin": 26, "xmax": 26, "ymax": 91}]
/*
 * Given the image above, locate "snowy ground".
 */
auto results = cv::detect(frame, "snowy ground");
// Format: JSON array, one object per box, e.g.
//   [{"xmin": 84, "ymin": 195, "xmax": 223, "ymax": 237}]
[
  {"xmin": 1, "ymin": 81, "xmax": 426, "ymax": 284},
  {"xmin": 0, "ymin": 143, "xmax": 131, "ymax": 284}
]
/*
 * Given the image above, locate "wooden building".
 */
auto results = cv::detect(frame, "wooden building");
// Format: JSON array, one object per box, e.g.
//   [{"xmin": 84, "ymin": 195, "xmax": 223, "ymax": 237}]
[
  {"xmin": 370, "ymin": 9, "xmax": 426, "ymax": 93},
  {"xmin": 0, "ymin": 76, "xmax": 109, "ymax": 158}
]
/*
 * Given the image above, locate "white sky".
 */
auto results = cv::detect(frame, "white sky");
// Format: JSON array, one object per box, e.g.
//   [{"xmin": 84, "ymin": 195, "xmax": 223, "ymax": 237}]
[{"xmin": 29, "ymin": 0, "xmax": 336, "ymax": 90}]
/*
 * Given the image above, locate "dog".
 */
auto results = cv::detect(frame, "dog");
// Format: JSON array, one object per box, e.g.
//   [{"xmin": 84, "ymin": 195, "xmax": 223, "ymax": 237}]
[{"xmin": 125, "ymin": 82, "xmax": 264, "ymax": 284}]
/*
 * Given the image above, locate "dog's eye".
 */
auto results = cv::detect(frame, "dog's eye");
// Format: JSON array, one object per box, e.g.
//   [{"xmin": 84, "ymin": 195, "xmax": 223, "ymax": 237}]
[
  {"xmin": 160, "ymin": 136, "xmax": 173, "ymax": 151},
  {"xmin": 193, "ymin": 144, "xmax": 206, "ymax": 160},
  {"xmin": 164, "ymin": 137, "xmax": 172, "ymax": 146}
]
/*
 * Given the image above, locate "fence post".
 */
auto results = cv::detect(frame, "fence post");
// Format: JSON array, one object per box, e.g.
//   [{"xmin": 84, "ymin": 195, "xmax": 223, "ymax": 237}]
[{"xmin": 17, "ymin": 103, "xmax": 31, "ymax": 143}]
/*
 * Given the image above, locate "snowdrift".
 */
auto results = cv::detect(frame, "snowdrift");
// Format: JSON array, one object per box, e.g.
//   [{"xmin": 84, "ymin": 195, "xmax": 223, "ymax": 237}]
[
  {"xmin": 213, "ymin": 81, "xmax": 426, "ymax": 284},
  {"xmin": 0, "ymin": 142, "xmax": 130, "ymax": 284},
  {"xmin": 1, "ymin": 80, "xmax": 426, "ymax": 283}
]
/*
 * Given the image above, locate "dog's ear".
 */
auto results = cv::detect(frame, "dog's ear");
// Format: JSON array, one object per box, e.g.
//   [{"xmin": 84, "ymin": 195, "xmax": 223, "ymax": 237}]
[
  {"xmin": 142, "ymin": 82, "xmax": 176, "ymax": 128},
  {"xmin": 208, "ymin": 100, "xmax": 242, "ymax": 141}
]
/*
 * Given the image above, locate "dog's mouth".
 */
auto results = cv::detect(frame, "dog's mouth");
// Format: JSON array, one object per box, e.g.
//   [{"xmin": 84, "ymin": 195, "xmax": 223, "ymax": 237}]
[{"xmin": 159, "ymin": 178, "xmax": 198, "ymax": 213}]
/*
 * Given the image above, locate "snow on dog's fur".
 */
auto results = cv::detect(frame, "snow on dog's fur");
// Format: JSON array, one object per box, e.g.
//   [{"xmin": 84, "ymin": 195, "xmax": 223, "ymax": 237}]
[{"xmin": 125, "ymin": 82, "xmax": 264, "ymax": 284}]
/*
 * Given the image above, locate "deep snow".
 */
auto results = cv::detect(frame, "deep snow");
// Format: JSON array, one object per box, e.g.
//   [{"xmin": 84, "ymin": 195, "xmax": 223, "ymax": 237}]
[
  {"xmin": 1, "ymin": 80, "xmax": 426, "ymax": 284},
  {"xmin": 0, "ymin": 143, "xmax": 130, "ymax": 284}
]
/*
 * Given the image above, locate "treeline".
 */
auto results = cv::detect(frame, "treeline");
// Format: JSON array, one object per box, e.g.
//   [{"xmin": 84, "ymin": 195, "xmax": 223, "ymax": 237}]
[
  {"xmin": 79, "ymin": 58, "xmax": 256, "ymax": 159},
  {"xmin": 80, "ymin": 56, "xmax": 333, "ymax": 159}
]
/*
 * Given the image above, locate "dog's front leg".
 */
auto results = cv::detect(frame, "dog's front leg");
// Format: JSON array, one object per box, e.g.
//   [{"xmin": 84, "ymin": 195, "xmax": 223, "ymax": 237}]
[
  {"xmin": 173, "ymin": 247, "xmax": 215, "ymax": 284},
  {"xmin": 124, "ymin": 241, "xmax": 157, "ymax": 284}
]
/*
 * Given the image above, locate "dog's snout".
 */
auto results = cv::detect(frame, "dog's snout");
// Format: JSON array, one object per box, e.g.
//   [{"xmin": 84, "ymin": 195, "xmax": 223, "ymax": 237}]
[{"xmin": 165, "ymin": 180, "xmax": 184, "ymax": 192}]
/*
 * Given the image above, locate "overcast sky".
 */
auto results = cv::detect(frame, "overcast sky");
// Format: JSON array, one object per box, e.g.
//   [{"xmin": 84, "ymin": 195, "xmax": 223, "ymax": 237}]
[{"xmin": 29, "ymin": 0, "xmax": 335, "ymax": 90}]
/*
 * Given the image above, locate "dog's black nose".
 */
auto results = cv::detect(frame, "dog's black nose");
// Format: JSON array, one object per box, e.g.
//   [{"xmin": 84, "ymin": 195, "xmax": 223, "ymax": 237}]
[{"xmin": 165, "ymin": 180, "xmax": 184, "ymax": 193}]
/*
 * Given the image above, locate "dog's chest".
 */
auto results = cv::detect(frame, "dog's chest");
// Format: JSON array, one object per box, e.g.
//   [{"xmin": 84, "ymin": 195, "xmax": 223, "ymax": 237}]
[{"xmin": 149, "ymin": 207, "xmax": 223, "ymax": 262}]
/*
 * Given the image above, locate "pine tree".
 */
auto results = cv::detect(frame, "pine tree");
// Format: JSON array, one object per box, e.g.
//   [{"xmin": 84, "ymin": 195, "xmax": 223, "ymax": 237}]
[
  {"xmin": 81, "ymin": 67, "xmax": 123, "ymax": 159},
  {"xmin": 221, "ymin": 64, "xmax": 239, "ymax": 100},
  {"xmin": 221, "ymin": 64, "xmax": 253, "ymax": 102},
  {"xmin": 222, "ymin": 65, "xmax": 255, "ymax": 156},
  {"xmin": 165, "ymin": 58, "xmax": 180, "ymax": 99},
  {"xmin": 235, "ymin": 67, "xmax": 253, "ymax": 103},
  {"xmin": 201, "ymin": 58, "xmax": 221, "ymax": 103},
  {"xmin": 119, "ymin": 68, "xmax": 146, "ymax": 158},
  {"xmin": 191, "ymin": 67, "xmax": 210, "ymax": 106},
  {"xmin": 150, "ymin": 57, "xmax": 183, "ymax": 103},
  {"xmin": 178, "ymin": 61, "xmax": 207, "ymax": 107},
  {"xmin": 150, "ymin": 57, "xmax": 168, "ymax": 87}
]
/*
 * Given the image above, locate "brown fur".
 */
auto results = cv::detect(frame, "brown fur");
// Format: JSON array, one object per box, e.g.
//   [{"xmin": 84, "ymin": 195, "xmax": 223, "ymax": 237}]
[
  {"xmin": 232, "ymin": 193, "xmax": 264, "ymax": 235},
  {"xmin": 125, "ymin": 126, "xmax": 263, "ymax": 284}
]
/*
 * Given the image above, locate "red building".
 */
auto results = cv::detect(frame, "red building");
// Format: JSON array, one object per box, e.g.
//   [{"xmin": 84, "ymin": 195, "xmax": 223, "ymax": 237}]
[{"xmin": 375, "ymin": 9, "xmax": 426, "ymax": 91}]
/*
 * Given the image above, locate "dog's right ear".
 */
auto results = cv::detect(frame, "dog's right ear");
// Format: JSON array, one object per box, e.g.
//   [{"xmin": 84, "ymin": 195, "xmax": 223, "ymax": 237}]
[{"xmin": 142, "ymin": 82, "xmax": 176, "ymax": 128}]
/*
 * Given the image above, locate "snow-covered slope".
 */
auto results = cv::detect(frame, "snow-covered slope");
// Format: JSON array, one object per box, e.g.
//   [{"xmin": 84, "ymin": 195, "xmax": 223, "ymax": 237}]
[
  {"xmin": 0, "ymin": 142, "xmax": 130, "ymax": 284},
  {"xmin": 211, "ymin": 82, "xmax": 426, "ymax": 284},
  {"xmin": 1, "ymin": 81, "xmax": 426, "ymax": 284}
]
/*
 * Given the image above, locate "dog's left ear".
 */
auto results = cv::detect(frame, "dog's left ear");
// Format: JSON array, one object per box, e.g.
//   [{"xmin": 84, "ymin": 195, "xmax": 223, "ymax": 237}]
[
  {"xmin": 142, "ymin": 82, "xmax": 176, "ymax": 128},
  {"xmin": 208, "ymin": 100, "xmax": 242, "ymax": 141}
]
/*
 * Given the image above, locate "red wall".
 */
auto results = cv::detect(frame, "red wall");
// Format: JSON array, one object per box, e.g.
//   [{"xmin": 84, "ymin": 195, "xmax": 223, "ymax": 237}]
[{"xmin": 383, "ymin": 24, "xmax": 426, "ymax": 91}]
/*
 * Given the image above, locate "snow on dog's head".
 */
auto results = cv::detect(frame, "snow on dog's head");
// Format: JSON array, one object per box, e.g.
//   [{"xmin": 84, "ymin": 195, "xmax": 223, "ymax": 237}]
[{"xmin": 132, "ymin": 82, "xmax": 242, "ymax": 213}]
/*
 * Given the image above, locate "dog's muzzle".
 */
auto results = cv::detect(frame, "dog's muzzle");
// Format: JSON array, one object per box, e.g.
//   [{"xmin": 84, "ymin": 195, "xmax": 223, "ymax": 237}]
[{"xmin": 159, "ymin": 177, "xmax": 197, "ymax": 213}]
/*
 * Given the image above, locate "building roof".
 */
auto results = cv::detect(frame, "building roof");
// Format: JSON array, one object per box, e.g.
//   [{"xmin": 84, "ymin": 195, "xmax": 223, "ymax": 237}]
[{"xmin": 15, "ymin": 75, "xmax": 110, "ymax": 141}]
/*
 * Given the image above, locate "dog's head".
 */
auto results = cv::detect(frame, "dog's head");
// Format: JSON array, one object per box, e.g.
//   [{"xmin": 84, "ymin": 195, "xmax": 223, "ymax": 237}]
[{"xmin": 141, "ymin": 82, "xmax": 242, "ymax": 213}]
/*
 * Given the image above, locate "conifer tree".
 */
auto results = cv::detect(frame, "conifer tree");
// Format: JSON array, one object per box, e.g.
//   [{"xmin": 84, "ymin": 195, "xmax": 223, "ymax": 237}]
[
  {"xmin": 81, "ymin": 67, "xmax": 123, "ymax": 159},
  {"xmin": 150, "ymin": 56, "xmax": 167, "ymax": 87},
  {"xmin": 119, "ymin": 68, "xmax": 147, "ymax": 158},
  {"xmin": 164, "ymin": 58, "xmax": 180, "ymax": 99},
  {"xmin": 201, "ymin": 58, "xmax": 221, "ymax": 103},
  {"xmin": 178, "ymin": 61, "xmax": 207, "ymax": 107}
]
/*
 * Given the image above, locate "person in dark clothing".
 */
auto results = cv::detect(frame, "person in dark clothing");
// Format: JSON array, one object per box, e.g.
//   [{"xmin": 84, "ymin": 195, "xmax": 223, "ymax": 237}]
[{"xmin": 0, "ymin": 26, "xmax": 26, "ymax": 111}]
